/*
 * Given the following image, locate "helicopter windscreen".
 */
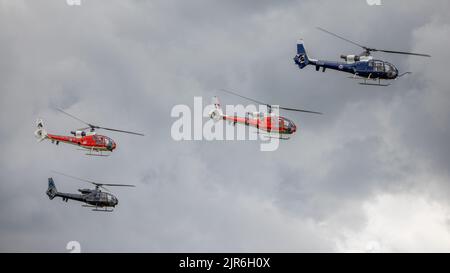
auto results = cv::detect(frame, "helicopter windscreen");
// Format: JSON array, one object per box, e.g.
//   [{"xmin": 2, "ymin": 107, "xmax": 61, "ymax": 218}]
[
  {"xmin": 384, "ymin": 63, "xmax": 394, "ymax": 72},
  {"xmin": 105, "ymin": 137, "xmax": 115, "ymax": 150},
  {"xmin": 280, "ymin": 118, "xmax": 296, "ymax": 133},
  {"xmin": 106, "ymin": 194, "xmax": 118, "ymax": 205}
]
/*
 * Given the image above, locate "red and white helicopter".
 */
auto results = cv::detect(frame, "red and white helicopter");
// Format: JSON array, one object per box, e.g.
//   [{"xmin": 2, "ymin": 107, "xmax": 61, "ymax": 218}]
[
  {"xmin": 209, "ymin": 89, "xmax": 322, "ymax": 139},
  {"xmin": 35, "ymin": 109, "xmax": 144, "ymax": 156}
]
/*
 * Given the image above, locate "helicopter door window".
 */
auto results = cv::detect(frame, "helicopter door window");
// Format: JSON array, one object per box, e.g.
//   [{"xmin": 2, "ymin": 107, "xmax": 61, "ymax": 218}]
[
  {"xmin": 374, "ymin": 61, "xmax": 384, "ymax": 72},
  {"xmin": 93, "ymin": 135, "xmax": 103, "ymax": 145},
  {"xmin": 278, "ymin": 118, "xmax": 284, "ymax": 128}
]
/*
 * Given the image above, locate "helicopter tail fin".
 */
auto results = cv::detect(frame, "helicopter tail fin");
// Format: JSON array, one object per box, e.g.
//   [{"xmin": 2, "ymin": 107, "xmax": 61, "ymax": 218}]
[
  {"xmin": 209, "ymin": 96, "xmax": 223, "ymax": 122},
  {"xmin": 34, "ymin": 119, "xmax": 48, "ymax": 142},
  {"xmin": 47, "ymin": 178, "xmax": 58, "ymax": 200},
  {"xmin": 294, "ymin": 39, "xmax": 310, "ymax": 69}
]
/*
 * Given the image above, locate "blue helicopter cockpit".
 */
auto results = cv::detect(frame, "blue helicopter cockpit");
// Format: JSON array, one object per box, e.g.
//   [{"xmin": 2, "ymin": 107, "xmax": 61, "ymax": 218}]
[{"xmin": 368, "ymin": 60, "xmax": 398, "ymax": 79}]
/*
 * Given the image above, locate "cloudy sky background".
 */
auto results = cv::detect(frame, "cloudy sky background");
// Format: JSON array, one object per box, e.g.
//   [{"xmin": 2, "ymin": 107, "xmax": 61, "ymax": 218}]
[{"xmin": 1, "ymin": 0, "xmax": 450, "ymax": 252}]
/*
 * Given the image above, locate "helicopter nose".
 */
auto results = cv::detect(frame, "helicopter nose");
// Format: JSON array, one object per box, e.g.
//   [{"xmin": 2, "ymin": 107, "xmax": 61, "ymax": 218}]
[
  {"xmin": 391, "ymin": 68, "xmax": 399, "ymax": 78},
  {"xmin": 108, "ymin": 142, "xmax": 116, "ymax": 151},
  {"xmin": 291, "ymin": 125, "xmax": 297, "ymax": 133}
]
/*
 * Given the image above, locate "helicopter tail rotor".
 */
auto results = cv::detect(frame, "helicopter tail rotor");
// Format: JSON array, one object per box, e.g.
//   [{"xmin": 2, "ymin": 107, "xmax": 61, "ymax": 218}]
[
  {"xmin": 294, "ymin": 39, "xmax": 310, "ymax": 69},
  {"xmin": 47, "ymin": 178, "xmax": 58, "ymax": 200},
  {"xmin": 209, "ymin": 96, "xmax": 224, "ymax": 122},
  {"xmin": 34, "ymin": 119, "xmax": 48, "ymax": 142}
]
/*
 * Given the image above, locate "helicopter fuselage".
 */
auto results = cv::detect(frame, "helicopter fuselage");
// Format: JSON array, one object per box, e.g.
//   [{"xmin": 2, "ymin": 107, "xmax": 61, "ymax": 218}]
[
  {"xmin": 220, "ymin": 113, "xmax": 297, "ymax": 135},
  {"xmin": 45, "ymin": 132, "xmax": 117, "ymax": 152},
  {"xmin": 295, "ymin": 56, "xmax": 399, "ymax": 80},
  {"xmin": 51, "ymin": 189, "xmax": 119, "ymax": 208}
]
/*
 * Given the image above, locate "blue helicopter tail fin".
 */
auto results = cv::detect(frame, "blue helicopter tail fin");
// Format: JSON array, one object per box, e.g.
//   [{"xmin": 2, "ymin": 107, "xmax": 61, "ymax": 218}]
[
  {"xmin": 47, "ymin": 178, "xmax": 58, "ymax": 200},
  {"xmin": 294, "ymin": 39, "xmax": 309, "ymax": 69}
]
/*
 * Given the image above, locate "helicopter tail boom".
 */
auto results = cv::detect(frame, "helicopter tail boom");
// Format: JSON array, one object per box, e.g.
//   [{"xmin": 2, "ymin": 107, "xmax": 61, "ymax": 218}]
[
  {"xmin": 47, "ymin": 178, "xmax": 58, "ymax": 200},
  {"xmin": 294, "ymin": 39, "xmax": 310, "ymax": 69}
]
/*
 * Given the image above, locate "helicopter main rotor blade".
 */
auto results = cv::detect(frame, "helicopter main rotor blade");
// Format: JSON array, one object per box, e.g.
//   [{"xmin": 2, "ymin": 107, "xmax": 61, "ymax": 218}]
[
  {"xmin": 56, "ymin": 108, "xmax": 144, "ymax": 136},
  {"xmin": 374, "ymin": 49, "xmax": 431, "ymax": 57},
  {"xmin": 279, "ymin": 106, "xmax": 323, "ymax": 115},
  {"xmin": 96, "ymin": 127, "xmax": 145, "ymax": 136},
  {"xmin": 51, "ymin": 171, "xmax": 135, "ymax": 189},
  {"xmin": 220, "ymin": 89, "xmax": 322, "ymax": 115},
  {"xmin": 51, "ymin": 171, "xmax": 100, "ymax": 186},
  {"xmin": 97, "ymin": 183, "xmax": 136, "ymax": 187},
  {"xmin": 317, "ymin": 27, "xmax": 367, "ymax": 50},
  {"xmin": 56, "ymin": 108, "xmax": 93, "ymax": 128},
  {"xmin": 219, "ymin": 89, "xmax": 268, "ymax": 106},
  {"xmin": 317, "ymin": 27, "xmax": 431, "ymax": 57}
]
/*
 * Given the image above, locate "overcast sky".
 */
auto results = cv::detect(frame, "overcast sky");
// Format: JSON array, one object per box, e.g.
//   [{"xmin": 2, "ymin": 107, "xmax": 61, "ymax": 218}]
[{"xmin": 1, "ymin": 0, "xmax": 450, "ymax": 252}]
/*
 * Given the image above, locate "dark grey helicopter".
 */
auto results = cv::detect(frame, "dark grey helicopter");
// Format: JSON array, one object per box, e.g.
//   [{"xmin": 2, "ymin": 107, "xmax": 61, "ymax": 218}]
[{"xmin": 47, "ymin": 172, "xmax": 135, "ymax": 212}]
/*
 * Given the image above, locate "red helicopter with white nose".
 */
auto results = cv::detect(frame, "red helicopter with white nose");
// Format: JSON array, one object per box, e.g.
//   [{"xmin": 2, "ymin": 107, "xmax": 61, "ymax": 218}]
[
  {"xmin": 209, "ymin": 89, "xmax": 322, "ymax": 139},
  {"xmin": 35, "ymin": 109, "xmax": 144, "ymax": 156}
]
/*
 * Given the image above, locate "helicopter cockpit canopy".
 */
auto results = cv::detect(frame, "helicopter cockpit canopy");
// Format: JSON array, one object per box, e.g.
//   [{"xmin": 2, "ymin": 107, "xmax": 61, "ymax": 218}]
[
  {"xmin": 93, "ymin": 135, "xmax": 116, "ymax": 151},
  {"xmin": 368, "ymin": 60, "xmax": 398, "ymax": 75},
  {"xmin": 280, "ymin": 117, "xmax": 297, "ymax": 133},
  {"xmin": 384, "ymin": 62, "xmax": 398, "ymax": 78},
  {"xmin": 106, "ymin": 193, "xmax": 118, "ymax": 206}
]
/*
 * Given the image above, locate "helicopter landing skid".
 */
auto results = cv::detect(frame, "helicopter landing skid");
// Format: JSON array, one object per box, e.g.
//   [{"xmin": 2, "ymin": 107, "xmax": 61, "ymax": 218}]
[
  {"xmin": 255, "ymin": 131, "xmax": 291, "ymax": 140},
  {"xmin": 77, "ymin": 148, "xmax": 110, "ymax": 157},
  {"xmin": 82, "ymin": 205, "xmax": 114, "ymax": 212},
  {"xmin": 348, "ymin": 76, "xmax": 391, "ymax": 86},
  {"xmin": 359, "ymin": 82, "xmax": 391, "ymax": 87},
  {"xmin": 85, "ymin": 153, "xmax": 110, "ymax": 157},
  {"xmin": 91, "ymin": 208, "xmax": 114, "ymax": 212}
]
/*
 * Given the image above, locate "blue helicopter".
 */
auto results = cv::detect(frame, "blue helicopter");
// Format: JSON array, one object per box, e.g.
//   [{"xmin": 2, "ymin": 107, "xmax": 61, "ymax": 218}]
[{"xmin": 293, "ymin": 27, "xmax": 431, "ymax": 86}]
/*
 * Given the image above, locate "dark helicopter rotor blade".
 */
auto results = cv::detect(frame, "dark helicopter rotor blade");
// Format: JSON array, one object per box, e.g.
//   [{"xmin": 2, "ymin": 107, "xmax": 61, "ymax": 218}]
[
  {"xmin": 51, "ymin": 171, "xmax": 135, "ymax": 188},
  {"xmin": 317, "ymin": 27, "xmax": 431, "ymax": 57},
  {"xmin": 97, "ymin": 183, "xmax": 136, "ymax": 187},
  {"xmin": 317, "ymin": 27, "xmax": 368, "ymax": 50},
  {"xmin": 373, "ymin": 49, "xmax": 431, "ymax": 57},
  {"xmin": 51, "ymin": 171, "xmax": 101, "ymax": 187},
  {"xmin": 278, "ymin": 106, "xmax": 323, "ymax": 115},
  {"xmin": 56, "ymin": 108, "xmax": 144, "ymax": 135},
  {"xmin": 56, "ymin": 108, "xmax": 93, "ymax": 128},
  {"xmin": 219, "ymin": 89, "xmax": 269, "ymax": 107},
  {"xmin": 98, "ymin": 185, "xmax": 110, "ymax": 192},
  {"xmin": 95, "ymin": 127, "xmax": 145, "ymax": 136},
  {"xmin": 219, "ymin": 89, "xmax": 322, "ymax": 115},
  {"xmin": 96, "ymin": 183, "xmax": 135, "ymax": 193}
]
